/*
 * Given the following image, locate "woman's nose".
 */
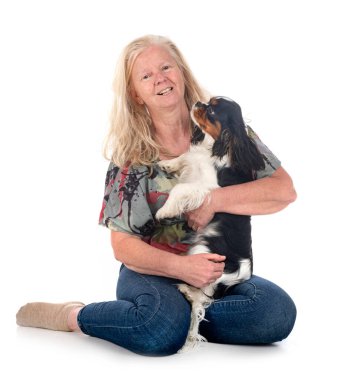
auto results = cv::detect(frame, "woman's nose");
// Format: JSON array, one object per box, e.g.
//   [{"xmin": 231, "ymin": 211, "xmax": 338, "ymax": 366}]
[{"xmin": 154, "ymin": 72, "xmax": 166, "ymax": 85}]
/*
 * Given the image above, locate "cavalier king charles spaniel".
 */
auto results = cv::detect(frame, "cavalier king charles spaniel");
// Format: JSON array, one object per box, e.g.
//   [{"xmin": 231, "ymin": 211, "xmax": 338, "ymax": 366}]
[{"xmin": 156, "ymin": 96, "xmax": 266, "ymax": 352}]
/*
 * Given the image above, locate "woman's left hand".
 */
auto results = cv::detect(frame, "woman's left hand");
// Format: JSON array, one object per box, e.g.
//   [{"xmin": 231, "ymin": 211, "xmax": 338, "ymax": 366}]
[{"xmin": 185, "ymin": 193, "xmax": 215, "ymax": 231}]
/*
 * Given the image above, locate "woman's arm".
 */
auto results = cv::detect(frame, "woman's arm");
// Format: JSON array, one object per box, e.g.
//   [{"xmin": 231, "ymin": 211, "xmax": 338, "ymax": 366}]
[
  {"xmin": 187, "ymin": 166, "xmax": 297, "ymax": 229},
  {"xmin": 111, "ymin": 231, "xmax": 225, "ymax": 288},
  {"xmin": 213, "ymin": 166, "xmax": 297, "ymax": 215}
]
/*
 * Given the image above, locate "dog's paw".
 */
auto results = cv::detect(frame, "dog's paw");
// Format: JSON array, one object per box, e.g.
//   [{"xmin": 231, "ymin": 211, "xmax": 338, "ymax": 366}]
[
  {"xmin": 155, "ymin": 206, "xmax": 175, "ymax": 220},
  {"xmin": 155, "ymin": 202, "xmax": 181, "ymax": 220},
  {"xmin": 157, "ymin": 159, "xmax": 179, "ymax": 173},
  {"xmin": 177, "ymin": 284, "xmax": 198, "ymax": 303},
  {"xmin": 155, "ymin": 208, "xmax": 164, "ymax": 220},
  {"xmin": 178, "ymin": 284, "xmax": 213, "ymax": 310}
]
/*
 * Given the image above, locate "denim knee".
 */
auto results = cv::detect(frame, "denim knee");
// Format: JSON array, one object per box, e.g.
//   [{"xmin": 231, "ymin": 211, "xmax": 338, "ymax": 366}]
[
  {"xmin": 78, "ymin": 266, "xmax": 193, "ymax": 356},
  {"xmin": 268, "ymin": 291, "xmax": 297, "ymax": 343},
  {"xmin": 139, "ymin": 312, "xmax": 190, "ymax": 356},
  {"xmin": 78, "ymin": 297, "xmax": 191, "ymax": 356},
  {"xmin": 200, "ymin": 276, "xmax": 297, "ymax": 345},
  {"xmin": 250, "ymin": 279, "xmax": 297, "ymax": 344}
]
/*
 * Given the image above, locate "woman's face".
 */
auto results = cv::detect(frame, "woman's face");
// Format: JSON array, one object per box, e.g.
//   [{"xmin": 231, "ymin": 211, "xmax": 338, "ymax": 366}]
[{"xmin": 130, "ymin": 45, "xmax": 186, "ymax": 112}]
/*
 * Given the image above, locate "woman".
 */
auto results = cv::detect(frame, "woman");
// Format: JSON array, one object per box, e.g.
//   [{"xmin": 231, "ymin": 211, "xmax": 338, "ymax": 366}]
[{"xmin": 16, "ymin": 35, "xmax": 297, "ymax": 356}]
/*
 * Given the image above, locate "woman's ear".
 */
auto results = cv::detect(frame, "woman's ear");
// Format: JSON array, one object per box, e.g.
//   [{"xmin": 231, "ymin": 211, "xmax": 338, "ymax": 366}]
[{"xmin": 135, "ymin": 95, "xmax": 144, "ymax": 105}]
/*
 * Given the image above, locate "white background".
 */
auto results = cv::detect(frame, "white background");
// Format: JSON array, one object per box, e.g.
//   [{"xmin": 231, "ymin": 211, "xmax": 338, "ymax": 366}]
[{"xmin": 1, "ymin": 0, "xmax": 343, "ymax": 378}]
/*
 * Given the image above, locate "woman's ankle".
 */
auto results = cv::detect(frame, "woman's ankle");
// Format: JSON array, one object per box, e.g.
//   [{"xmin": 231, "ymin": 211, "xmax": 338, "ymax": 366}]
[{"xmin": 67, "ymin": 306, "xmax": 83, "ymax": 331}]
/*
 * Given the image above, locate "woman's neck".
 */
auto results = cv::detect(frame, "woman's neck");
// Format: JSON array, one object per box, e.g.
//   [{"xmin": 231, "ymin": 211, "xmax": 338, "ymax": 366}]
[{"xmin": 152, "ymin": 104, "xmax": 191, "ymax": 158}]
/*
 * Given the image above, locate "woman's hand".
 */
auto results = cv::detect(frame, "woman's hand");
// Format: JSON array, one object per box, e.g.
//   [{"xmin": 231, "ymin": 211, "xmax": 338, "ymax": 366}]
[
  {"xmin": 178, "ymin": 253, "xmax": 226, "ymax": 288},
  {"xmin": 185, "ymin": 192, "xmax": 215, "ymax": 231}
]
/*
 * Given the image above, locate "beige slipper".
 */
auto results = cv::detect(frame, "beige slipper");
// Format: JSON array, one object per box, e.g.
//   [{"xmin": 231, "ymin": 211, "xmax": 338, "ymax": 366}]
[{"xmin": 16, "ymin": 301, "xmax": 85, "ymax": 332}]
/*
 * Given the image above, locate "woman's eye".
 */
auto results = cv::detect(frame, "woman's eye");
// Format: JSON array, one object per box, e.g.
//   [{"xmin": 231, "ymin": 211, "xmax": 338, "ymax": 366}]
[
  {"xmin": 162, "ymin": 65, "xmax": 170, "ymax": 71},
  {"xmin": 141, "ymin": 73, "xmax": 151, "ymax": 81}
]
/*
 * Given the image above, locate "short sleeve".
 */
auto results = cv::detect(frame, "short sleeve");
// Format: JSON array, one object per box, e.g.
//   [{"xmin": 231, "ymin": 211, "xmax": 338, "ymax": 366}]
[
  {"xmin": 246, "ymin": 126, "xmax": 281, "ymax": 179},
  {"xmin": 98, "ymin": 162, "xmax": 155, "ymax": 237}
]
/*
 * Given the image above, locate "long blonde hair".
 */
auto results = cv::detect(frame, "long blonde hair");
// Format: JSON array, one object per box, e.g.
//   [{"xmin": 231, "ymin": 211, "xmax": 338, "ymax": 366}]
[{"xmin": 103, "ymin": 35, "xmax": 208, "ymax": 168}]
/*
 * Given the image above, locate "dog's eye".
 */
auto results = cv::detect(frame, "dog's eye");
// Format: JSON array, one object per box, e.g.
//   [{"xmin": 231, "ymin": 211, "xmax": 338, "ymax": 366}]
[{"xmin": 208, "ymin": 107, "xmax": 215, "ymax": 115}]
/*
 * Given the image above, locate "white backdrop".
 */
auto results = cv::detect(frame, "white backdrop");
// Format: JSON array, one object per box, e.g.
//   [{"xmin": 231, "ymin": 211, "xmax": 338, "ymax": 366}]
[{"xmin": 1, "ymin": 0, "xmax": 343, "ymax": 379}]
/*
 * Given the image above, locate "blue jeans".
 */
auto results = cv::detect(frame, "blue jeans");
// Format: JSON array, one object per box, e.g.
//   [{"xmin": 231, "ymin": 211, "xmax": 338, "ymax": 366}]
[{"xmin": 77, "ymin": 266, "xmax": 296, "ymax": 356}]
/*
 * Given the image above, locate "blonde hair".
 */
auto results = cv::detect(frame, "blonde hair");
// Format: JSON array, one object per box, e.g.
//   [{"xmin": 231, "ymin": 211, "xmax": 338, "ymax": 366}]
[{"xmin": 103, "ymin": 35, "xmax": 208, "ymax": 168}]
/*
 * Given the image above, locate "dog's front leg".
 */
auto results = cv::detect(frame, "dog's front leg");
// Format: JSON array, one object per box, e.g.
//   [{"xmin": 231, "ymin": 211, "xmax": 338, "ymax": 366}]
[{"xmin": 155, "ymin": 183, "xmax": 209, "ymax": 220}]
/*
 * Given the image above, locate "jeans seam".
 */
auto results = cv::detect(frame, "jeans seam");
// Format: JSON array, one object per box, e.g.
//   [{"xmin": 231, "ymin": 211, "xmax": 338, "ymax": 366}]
[
  {"xmin": 213, "ymin": 281, "xmax": 258, "ymax": 306},
  {"xmin": 79, "ymin": 272, "xmax": 162, "ymax": 331}
]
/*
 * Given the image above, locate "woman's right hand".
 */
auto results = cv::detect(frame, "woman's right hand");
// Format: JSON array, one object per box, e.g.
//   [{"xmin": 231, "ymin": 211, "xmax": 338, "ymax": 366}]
[{"xmin": 178, "ymin": 253, "xmax": 226, "ymax": 288}]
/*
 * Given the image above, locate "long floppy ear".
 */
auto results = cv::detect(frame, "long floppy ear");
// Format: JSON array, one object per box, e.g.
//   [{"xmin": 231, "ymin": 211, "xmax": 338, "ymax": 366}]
[
  {"xmin": 191, "ymin": 125, "xmax": 205, "ymax": 144},
  {"xmin": 230, "ymin": 131, "xmax": 265, "ymax": 177}
]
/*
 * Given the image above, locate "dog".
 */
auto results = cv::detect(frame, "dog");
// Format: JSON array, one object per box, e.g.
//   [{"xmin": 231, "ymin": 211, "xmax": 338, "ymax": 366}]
[{"xmin": 155, "ymin": 96, "xmax": 266, "ymax": 352}]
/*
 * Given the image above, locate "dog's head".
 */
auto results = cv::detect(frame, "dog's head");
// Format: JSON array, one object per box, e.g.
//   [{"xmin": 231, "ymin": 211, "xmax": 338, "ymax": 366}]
[{"xmin": 191, "ymin": 96, "xmax": 265, "ymax": 175}]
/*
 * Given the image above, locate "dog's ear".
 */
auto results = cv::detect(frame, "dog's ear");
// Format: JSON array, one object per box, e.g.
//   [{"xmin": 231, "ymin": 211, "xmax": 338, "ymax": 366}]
[
  {"xmin": 191, "ymin": 125, "xmax": 205, "ymax": 144},
  {"xmin": 230, "ymin": 132, "xmax": 265, "ymax": 177}
]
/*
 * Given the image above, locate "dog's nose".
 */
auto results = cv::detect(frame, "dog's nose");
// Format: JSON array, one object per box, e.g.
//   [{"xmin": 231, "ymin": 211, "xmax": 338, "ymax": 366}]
[{"xmin": 195, "ymin": 101, "xmax": 204, "ymax": 108}]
